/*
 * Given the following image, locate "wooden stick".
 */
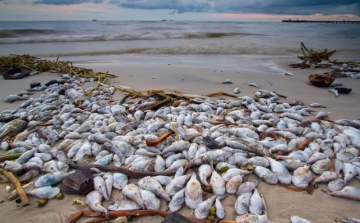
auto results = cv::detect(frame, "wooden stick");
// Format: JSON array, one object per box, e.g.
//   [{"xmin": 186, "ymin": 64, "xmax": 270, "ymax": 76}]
[
  {"xmin": 68, "ymin": 210, "xmax": 84, "ymax": 223},
  {"xmin": 140, "ymin": 97, "xmax": 171, "ymax": 111},
  {"xmin": 68, "ymin": 209, "xmax": 212, "ymax": 223},
  {"xmin": 0, "ymin": 168, "xmax": 29, "ymax": 206},
  {"xmin": 146, "ymin": 131, "xmax": 173, "ymax": 147},
  {"xmin": 292, "ymin": 138, "xmax": 313, "ymax": 152}
]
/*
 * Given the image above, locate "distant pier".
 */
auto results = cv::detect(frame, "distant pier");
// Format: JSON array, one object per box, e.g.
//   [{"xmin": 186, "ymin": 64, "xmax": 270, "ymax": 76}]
[{"xmin": 282, "ymin": 19, "xmax": 360, "ymax": 24}]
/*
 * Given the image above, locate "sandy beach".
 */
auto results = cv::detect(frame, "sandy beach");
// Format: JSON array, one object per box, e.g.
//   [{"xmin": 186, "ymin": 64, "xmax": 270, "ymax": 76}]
[{"xmin": 0, "ymin": 58, "xmax": 359, "ymax": 223}]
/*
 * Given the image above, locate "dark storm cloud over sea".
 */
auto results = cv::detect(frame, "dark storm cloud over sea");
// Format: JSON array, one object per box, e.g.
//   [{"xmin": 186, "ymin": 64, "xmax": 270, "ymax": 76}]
[{"xmin": 33, "ymin": 0, "xmax": 360, "ymax": 16}]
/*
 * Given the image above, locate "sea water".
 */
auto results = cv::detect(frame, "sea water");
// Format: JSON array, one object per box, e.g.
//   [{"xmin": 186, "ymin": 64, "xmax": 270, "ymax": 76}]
[{"xmin": 0, "ymin": 20, "xmax": 359, "ymax": 72}]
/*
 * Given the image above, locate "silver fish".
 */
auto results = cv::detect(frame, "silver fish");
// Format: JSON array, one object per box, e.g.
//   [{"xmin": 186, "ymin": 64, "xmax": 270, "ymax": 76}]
[
  {"xmin": 249, "ymin": 188, "xmax": 263, "ymax": 215},
  {"xmin": 140, "ymin": 188, "xmax": 160, "ymax": 210},
  {"xmin": 292, "ymin": 166, "xmax": 313, "ymax": 188},
  {"xmin": 329, "ymin": 88, "xmax": 339, "ymax": 97},
  {"xmin": 122, "ymin": 184, "xmax": 144, "ymax": 209},
  {"xmin": 166, "ymin": 174, "xmax": 191, "ymax": 196},
  {"xmin": 322, "ymin": 186, "xmax": 360, "ymax": 201},
  {"xmin": 138, "ymin": 176, "xmax": 170, "ymax": 202},
  {"xmin": 194, "ymin": 195, "xmax": 216, "ymax": 219},
  {"xmin": 103, "ymin": 172, "xmax": 113, "ymax": 199},
  {"xmin": 235, "ymin": 192, "xmax": 251, "ymax": 215},
  {"xmin": 235, "ymin": 214, "xmax": 271, "ymax": 223},
  {"xmin": 5, "ymin": 94, "xmax": 29, "ymax": 103},
  {"xmin": 226, "ymin": 175, "xmax": 243, "ymax": 195},
  {"xmin": 210, "ymin": 170, "xmax": 226, "ymax": 199},
  {"xmin": 34, "ymin": 171, "xmax": 73, "ymax": 188},
  {"xmin": 113, "ymin": 173, "xmax": 128, "ymax": 190},
  {"xmin": 169, "ymin": 188, "xmax": 185, "ymax": 212},
  {"xmin": 86, "ymin": 190, "xmax": 108, "ymax": 218},
  {"xmin": 313, "ymin": 171, "xmax": 338, "ymax": 184},
  {"xmin": 236, "ymin": 180, "xmax": 261, "ymax": 196},
  {"xmin": 184, "ymin": 173, "xmax": 203, "ymax": 209},
  {"xmin": 94, "ymin": 176, "xmax": 110, "ymax": 201},
  {"xmin": 215, "ymin": 197, "xmax": 225, "ymax": 219},
  {"xmin": 254, "ymin": 166, "xmax": 278, "ymax": 185},
  {"xmin": 108, "ymin": 199, "xmax": 141, "ymax": 211},
  {"xmin": 267, "ymin": 157, "xmax": 292, "ymax": 185},
  {"xmin": 327, "ymin": 179, "xmax": 346, "ymax": 192},
  {"xmin": 26, "ymin": 186, "xmax": 60, "ymax": 199},
  {"xmin": 290, "ymin": 216, "xmax": 311, "ymax": 223}
]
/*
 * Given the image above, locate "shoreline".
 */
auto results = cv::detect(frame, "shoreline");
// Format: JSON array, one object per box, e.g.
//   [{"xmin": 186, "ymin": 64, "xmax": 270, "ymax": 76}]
[{"xmin": 0, "ymin": 57, "xmax": 359, "ymax": 223}]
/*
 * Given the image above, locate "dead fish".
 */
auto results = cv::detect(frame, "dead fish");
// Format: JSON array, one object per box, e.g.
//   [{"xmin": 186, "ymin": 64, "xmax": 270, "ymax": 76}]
[
  {"xmin": 166, "ymin": 174, "xmax": 191, "ymax": 196},
  {"xmin": 235, "ymin": 192, "xmax": 251, "ymax": 215},
  {"xmin": 0, "ymin": 119, "xmax": 28, "ymax": 143},
  {"xmin": 322, "ymin": 186, "xmax": 360, "ymax": 201},
  {"xmin": 267, "ymin": 158, "xmax": 292, "ymax": 185},
  {"xmin": 226, "ymin": 175, "xmax": 243, "ymax": 195},
  {"xmin": 309, "ymin": 103, "xmax": 327, "ymax": 108},
  {"xmin": 249, "ymin": 188, "xmax": 263, "ymax": 215},
  {"xmin": 122, "ymin": 184, "xmax": 144, "ymax": 209},
  {"xmin": 329, "ymin": 88, "xmax": 339, "ymax": 97},
  {"xmin": 290, "ymin": 216, "xmax": 311, "ymax": 223},
  {"xmin": 236, "ymin": 180, "xmax": 261, "ymax": 196},
  {"xmin": 343, "ymin": 163, "xmax": 358, "ymax": 184},
  {"xmin": 86, "ymin": 190, "xmax": 108, "ymax": 219},
  {"xmin": 94, "ymin": 176, "xmax": 110, "ymax": 201},
  {"xmin": 184, "ymin": 173, "xmax": 202, "ymax": 209},
  {"xmin": 248, "ymin": 83, "xmax": 258, "ymax": 88},
  {"xmin": 112, "ymin": 173, "xmax": 128, "ymax": 190},
  {"xmin": 292, "ymin": 166, "xmax": 313, "ymax": 188},
  {"xmin": 315, "ymin": 111, "xmax": 328, "ymax": 120},
  {"xmin": 254, "ymin": 166, "xmax": 278, "ymax": 185},
  {"xmin": 161, "ymin": 140, "xmax": 190, "ymax": 155},
  {"xmin": 215, "ymin": 197, "xmax": 225, "ymax": 219},
  {"xmin": 103, "ymin": 173, "xmax": 113, "ymax": 199},
  {"xmin": 210, "ymin": 170, "xmax": 226, "ymax": 199},
  {"xmin": 140, "ymin": 188, "xmax": 160, "ymax": 210},
  {"xmin": 311, "ymin": 158, "xmax": 331, "ymax": 175},
  {"xmin": 26, "ymin": 186, "xmax": 60, "ymax": 199},
  {"xmin": 5, "ymin": 94, "xmax": 29, "ymax": 103},
  {"xmin": 194, "ymin": 195, "xmax": 216, "ymax": 219},
  {"xmin": 138, "ymin": 176, "xmax": 171, "ymax": 202},
  {"xmin": 327, "ymin": 179, "xmax": 346, "ymax": 192},
  {"xmin": 234, "ymin": 88, "xmax": 241, "ymax": 94},
  {"xmin": 108, "ymin": 199, "xmax": 141, "ymax": 211},
  {"xmin": 313, "ymin": 171, "xmax": 338, "ymax": 184},
  {"xmin": 235, "ymin": 213, "xmax": 271, "ymax": 223},
  {"xmin": 222, "ymin": 79, "xmax": 233, "ymax": 84},
  {"xmin": 34, "ymin": 171, "xmax": 73, "ymax": 188},
  {"xmin": 169, "ymin": 188, "xmax": 185, "ymax": 212}
]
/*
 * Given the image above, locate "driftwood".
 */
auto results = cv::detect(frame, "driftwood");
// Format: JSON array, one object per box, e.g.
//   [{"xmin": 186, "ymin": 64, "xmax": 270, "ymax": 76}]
[
  {"xmin": 68, "ymin": 209, "xmax": 212, "ymax": 223},
  {"xmin": 0, "ymin": 168, "xmax": 30, "ymax": 206},
  {"xmin": 292, "ymin": 138, "xmax": 313, "ymax": 152},
  {"xmin": 146, "ymin": 131, "xmax": 173, "ymax": 147}
]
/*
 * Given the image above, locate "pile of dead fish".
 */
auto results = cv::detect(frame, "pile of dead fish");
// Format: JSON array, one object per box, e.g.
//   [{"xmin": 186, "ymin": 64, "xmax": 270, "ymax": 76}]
[{"xmin": 0, "ymin": 74, "xmax": 360, "ymax": 223}]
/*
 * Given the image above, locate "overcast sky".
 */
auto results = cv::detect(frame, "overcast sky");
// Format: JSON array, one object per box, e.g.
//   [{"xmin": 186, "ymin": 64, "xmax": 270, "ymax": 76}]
[{"xmin": 0, "ymin": 0, "xmax": 359, "ymax": 21}]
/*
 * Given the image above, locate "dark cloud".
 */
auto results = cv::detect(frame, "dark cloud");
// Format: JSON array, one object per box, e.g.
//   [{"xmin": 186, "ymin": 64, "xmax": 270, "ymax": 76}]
[
  {"xmin": 33, "ymin": 0, "xmax": 360, "ymax": 16},
  {"xmin": 116, "ymin": 0, "xmax": 360, "ymax": 15},
  {"xmin": 34, "ymin": 0, "xmax": 103, "ymax": 5}
]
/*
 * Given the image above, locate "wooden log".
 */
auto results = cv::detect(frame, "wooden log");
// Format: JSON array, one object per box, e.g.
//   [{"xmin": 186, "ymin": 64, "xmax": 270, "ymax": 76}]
[{"xmin": 0, "ymin": 168, "xmax": 29, "ymax": 206}]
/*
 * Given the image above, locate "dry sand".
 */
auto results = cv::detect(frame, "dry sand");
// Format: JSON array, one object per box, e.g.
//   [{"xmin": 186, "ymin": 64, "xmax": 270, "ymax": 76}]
[{"xmin": 0, "ymin": 58, "xmax": 359, "ymax": 223}]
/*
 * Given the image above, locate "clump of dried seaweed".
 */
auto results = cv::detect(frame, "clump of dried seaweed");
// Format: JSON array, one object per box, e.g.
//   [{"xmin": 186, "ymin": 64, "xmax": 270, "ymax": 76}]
[{"xmin": 0, "ymin": 54, "xmax": 117, "ymax": 79}]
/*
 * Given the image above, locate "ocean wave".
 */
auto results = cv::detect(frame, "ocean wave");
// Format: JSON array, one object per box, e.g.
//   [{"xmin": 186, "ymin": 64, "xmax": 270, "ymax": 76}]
[
  {"xmin": 0, "ymin": 29, "xmax": 64, "ymax": 38},
  {"xmin": 0, "ymin": 31, "xmax": 264, "ymax": 44},
  {"xmin": 37, "ymin": 46, "xmax": 300, "ymax": 57}
]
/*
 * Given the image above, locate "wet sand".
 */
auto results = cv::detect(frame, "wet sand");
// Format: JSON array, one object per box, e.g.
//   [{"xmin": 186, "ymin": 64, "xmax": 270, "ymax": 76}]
[{"xmin": 0, "ymin": 58, "xmax": 359, "ymax": 223}]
